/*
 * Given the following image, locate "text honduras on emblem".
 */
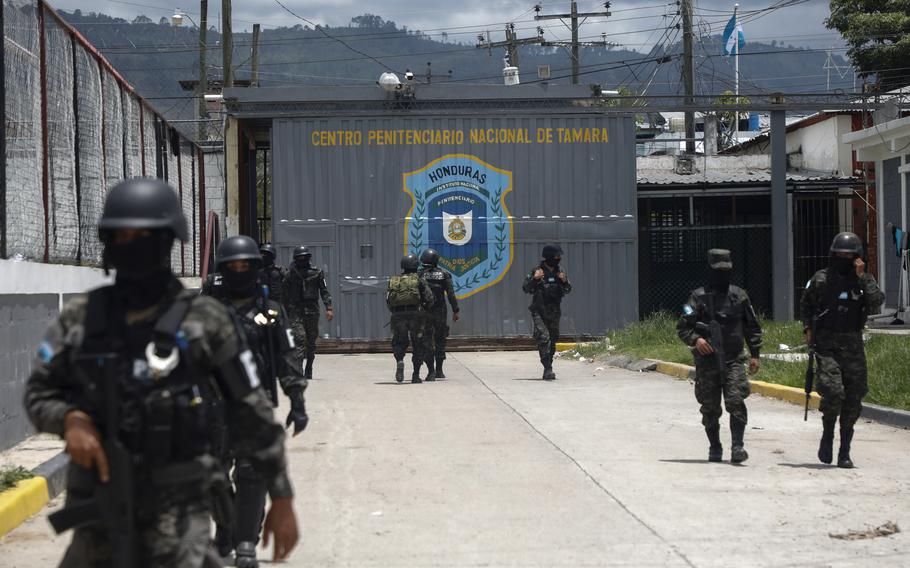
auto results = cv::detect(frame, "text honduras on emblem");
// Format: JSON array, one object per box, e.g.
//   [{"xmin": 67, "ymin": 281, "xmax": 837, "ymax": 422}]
[{"xmin": 404, "ymin": 155, "xmax": 514, "ymax": 299}]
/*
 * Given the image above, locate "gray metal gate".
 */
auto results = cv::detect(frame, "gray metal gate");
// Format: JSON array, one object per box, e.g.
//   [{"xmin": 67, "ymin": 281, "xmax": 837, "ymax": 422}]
[{"xmin": 270, "ymin": 106, "xmax": 638, "ymax": 340}]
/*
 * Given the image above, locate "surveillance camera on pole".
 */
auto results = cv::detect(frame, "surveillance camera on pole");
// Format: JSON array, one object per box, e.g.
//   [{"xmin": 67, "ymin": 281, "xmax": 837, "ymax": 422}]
[
  {"xmin": 405, "ymin": 69, "xmax": 415, "ymax": 82},
  {"xmin": 378, "ymin": 72, "xmax": 402, "ymax": 92}
]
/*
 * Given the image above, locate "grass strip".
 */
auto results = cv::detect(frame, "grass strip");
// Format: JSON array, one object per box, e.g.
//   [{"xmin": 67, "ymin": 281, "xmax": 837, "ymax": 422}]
[
  {"xmin": 577, "ymin": 313, "xmax": 910, "ymax": 411},
  {"xmin": 0, "ymin": 466, "xmax": 34, "ymax": 494}
]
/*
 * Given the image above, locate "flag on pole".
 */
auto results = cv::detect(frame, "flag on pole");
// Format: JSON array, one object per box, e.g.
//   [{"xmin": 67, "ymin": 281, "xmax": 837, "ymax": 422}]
[{"xmin": 722, "ymin": 15, "xmax": 744, "ymax": 56}]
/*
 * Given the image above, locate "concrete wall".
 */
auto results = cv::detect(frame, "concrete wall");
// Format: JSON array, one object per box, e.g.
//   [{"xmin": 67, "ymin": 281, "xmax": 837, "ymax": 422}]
[
  {"xmin": 204, "ymin": 148, "xmax": 229, "ymax": 240},
  {"xmin": 0, "ymin": 261, "xmax": 109, "ymax": 451},
  {"xmin": 786, "ymin": 116, "xmax": 853, "ymax": 176}
]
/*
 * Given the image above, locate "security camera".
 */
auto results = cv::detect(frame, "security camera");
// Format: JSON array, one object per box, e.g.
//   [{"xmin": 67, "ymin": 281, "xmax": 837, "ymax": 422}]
[{"xmin": 405, "ymin": 70, "xmax": 415, "ymax": 81}]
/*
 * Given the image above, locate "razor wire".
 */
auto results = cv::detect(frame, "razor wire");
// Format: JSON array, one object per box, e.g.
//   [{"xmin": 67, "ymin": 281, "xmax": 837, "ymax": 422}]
[
  {"xmin": 2, "ymin": 1, "xmax": 205, "ymax": 274},
  {"xmin": 75, "ymin": 42, "xmax": 105, "ymax": 265},
  {"xmin": 4, "ymin": 0, "xmax": 44, "ymax": 260},
  {"xmin": 44, "ymin": 15, "xmax": 78, "ymax": 263}
]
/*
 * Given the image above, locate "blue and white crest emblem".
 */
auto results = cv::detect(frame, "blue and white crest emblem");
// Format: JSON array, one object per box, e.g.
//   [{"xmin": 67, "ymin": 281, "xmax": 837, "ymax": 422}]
[{"xmin": 403, "ymin": 154, "xmax": 514, "ymax": 299}]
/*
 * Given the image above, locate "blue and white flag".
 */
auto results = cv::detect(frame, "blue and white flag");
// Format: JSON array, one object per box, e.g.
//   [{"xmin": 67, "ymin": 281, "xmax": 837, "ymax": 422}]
[{"xmin": 722, "ymin": 15, "xmax": 744, "ymax": 56}]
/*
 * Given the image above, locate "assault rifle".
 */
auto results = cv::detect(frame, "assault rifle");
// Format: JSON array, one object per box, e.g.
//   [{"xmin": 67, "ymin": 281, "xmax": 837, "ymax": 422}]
[
  {"xmin": 694, "ymin": 293, "xmax": 726, "ymax": 373},
  {"xmin": 49, "ymin": 354, "xmax": 136, "ymax": 567}
]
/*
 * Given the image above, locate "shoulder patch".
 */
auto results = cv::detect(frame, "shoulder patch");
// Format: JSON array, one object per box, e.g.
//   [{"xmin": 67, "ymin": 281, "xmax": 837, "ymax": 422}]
[
  {"xmin": 683, "ymin": 305, "xmax": 694, "ymax": 316},
  {"xmin": 37, "ymin": 340, "xmax": 54, "ymax": 363},
  {"xmin": 805, "ymin": 279, "xmax": 812, "ymax": 289}
]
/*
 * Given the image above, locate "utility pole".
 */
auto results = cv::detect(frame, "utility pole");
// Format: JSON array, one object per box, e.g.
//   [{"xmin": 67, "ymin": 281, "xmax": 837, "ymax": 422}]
[
  {"xmin": 221, "ymin": 0, "xmax": 233, "ymax": 87},
  {"xmin": 476, "ymin": 24, "xmax": 545, "ymax": 69},
  {"xmin": 251, "ymin": 23, "xmax": 261, "ymax": 87},
  {"xmin": 681, "ymin": 0, "xmax": 695, "ymax": 153},
  {"xmin": 197, "ymin": 0, "xmax": 208, "ymax": 142},
  {"xmin": 535, "ymin": 1, "xmax": 613, "ymax": 84}
]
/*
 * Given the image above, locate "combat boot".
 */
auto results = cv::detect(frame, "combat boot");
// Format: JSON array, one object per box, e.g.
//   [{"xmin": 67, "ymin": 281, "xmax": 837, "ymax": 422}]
[
  {"xmin": 542, "ymin": 356, "xmax": 556, "ymax": 380},
  {"xmin": 435, "ymin": 358, "xmax": 446, "ymax": 379},
  {"xmin": 817, "ymin": 416, "xmax": 836, "ymax": 464},
  {"xmin": 235, "ymin": 541, "xmax": 259, "ymax": 568},
  {"xmin": 412, "ymin": 362, "xmax": 423, "ymax": 384},
  {"xmin": 425, "ymin": 359, "xmax": 436, "ymax": 381},
  {"xmin": 395, "ymin": 360, "xmax": 404, "ymax": 383},
  {"xmin": 837, "ymin": 425, "xmax": 855, "ymax": 469},
  {"xmin": 304, "ymin": 355, "xmax": 314, "ymax": 379},
  {"xmin": 705, "ymin": 424, "xmax": 723, "ymax": 462},
  {"xmin": 730, "ymin": 416, "xmax": 749, "ymax": 464}
]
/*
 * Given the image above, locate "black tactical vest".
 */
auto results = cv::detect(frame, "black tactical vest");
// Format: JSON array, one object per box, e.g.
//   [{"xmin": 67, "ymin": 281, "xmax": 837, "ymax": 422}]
[
  {"xmin": 76, "ymin": 287, "xmax": 212, "ymax": 469},
  {"xmin": 817, "ymin": 270, "xmax": 866, "ymax": 332}
]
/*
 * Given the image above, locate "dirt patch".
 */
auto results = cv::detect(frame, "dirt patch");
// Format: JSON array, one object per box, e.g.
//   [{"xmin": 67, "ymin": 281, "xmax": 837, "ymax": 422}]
[{"xmin": 829, "ymin": 521, "xmax": 901, "ymax": 541}]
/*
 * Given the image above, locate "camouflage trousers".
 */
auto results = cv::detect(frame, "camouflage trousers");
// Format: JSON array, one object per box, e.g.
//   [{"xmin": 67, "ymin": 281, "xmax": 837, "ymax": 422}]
[
  {"xmin": 59, "ymin": 500, "xmax": 221, "ymax": 568},
  {"xmin": 391, "ymin": 313, "xmax": 429, "ymax": 365},
  {"xmin": 815, "ymin": 331, "xmax": 868, "ymax": 427},
  {"xmin": 531, "ymin": 308, "xmax": 560, "ymax": 364},
  {"xmin": 424, "ymin": 309, "xmax": 450, "ymax": 361},
  {"xmin": 692, "ymin": 352, "xmax": 751, "ymax": 427},
  {"xmin": 289, "ymin": 308, "xmax": 320, "ymax": 363}
]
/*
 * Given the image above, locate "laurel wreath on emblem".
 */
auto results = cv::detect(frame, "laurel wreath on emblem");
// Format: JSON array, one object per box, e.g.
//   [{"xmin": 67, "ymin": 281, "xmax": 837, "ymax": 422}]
[
  {"xmin": 409, "ymin": 192, "xmax": 427, "ymax": 255},
  {"xmin": 453, "ymin": 187, "xmax": 508, "ymax": 294}
]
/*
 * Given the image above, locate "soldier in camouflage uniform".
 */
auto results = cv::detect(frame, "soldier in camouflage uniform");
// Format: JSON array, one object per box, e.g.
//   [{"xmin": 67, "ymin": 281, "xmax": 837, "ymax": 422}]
[
  {"xmin": 24, "ymin": 179, "xmax": 298, "ymax": 568},
  {"xmin": 419, "ymin": 249, "xmax": 460, "ymax": 379},
  {"xmin": 206, "ymin": 236, "xmax": 308, "ymax": 568},
  {"xmin": 800, "ymin": 232, "xmax": 884, "ymax": 468},
  {"xmin": 259, "ymin": 243, "xmax": 287, "ymax": 308},
  {"xmin": 283, "ymin": 246, "xmax": 333, "ymax": 379},
  {"xmin": 677, "ymin": 249, "xmax": 762, "ymax": 464},
  {"xmin": 388, "ymin": 254, "xmax": 435, "ymax": 383},
  {"xmin": 523, "ymin": 245, "xmax": 571, "ymax": 380}
]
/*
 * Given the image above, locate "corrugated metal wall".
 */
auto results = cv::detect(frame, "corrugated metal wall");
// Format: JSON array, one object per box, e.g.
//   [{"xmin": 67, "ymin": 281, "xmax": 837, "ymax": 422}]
[{"xmin": 271, "ymin": 114, "xmax": 637, "ymax": 339}]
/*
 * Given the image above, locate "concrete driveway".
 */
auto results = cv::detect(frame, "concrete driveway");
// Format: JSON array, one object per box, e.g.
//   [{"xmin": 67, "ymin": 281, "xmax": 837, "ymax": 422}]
[{"xmin": 2, "ymin": 351, "xmax": 908, "ymax": 567}]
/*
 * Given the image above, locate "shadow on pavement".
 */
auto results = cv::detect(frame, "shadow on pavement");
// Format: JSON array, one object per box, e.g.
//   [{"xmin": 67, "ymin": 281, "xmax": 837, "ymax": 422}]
[
  {"xmin": 658, "ymin": 459, "xmax": 712, "ymax": 464},
  {"xmin": 778, "ymin": 462, "xmax": 835, "ymax": 470},
  {"xmin": 373, "ymin": 381, "xmax": 421, "ymax": 385}
]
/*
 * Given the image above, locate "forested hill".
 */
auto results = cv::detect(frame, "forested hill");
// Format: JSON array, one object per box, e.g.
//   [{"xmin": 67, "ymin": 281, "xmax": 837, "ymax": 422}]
[{"xmin": 59, "ymin": 10, "xmax": 854, "ymax": 129}]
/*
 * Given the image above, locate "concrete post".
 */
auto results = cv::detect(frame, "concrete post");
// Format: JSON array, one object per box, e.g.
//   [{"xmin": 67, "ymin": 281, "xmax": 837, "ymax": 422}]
[{"xmin": 771, "ymin": 108, "xmax": 792, "ymax": 320}]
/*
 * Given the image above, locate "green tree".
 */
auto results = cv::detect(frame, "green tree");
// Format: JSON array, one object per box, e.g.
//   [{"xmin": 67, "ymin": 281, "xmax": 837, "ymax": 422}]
[{"xmin": 827, "ymin": 0, "xmax": 910, "ymax": 91}]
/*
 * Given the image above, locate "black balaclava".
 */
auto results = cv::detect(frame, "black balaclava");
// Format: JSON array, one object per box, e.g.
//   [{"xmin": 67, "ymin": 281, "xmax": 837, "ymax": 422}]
[
  {"xmin": 104, "ymin": 232, "xmax": 174, "ymax": 310},
  {"xmin": 222, "ymin": 266, "xmax": 260, "ymax": 298},
  {"xmin": 831, "ymin": 255, "xmax": 855, "ymax": 276},
  {"xmin": 261, "ymin": 253, "xmax": 275, "ymax": 268},
  {"xmin": 709, "ymin": 269, "xmax": 731, "ymax": 292},
  {"xmin": 295, "ymin": 255, "xmax": 312, "ymax": 269}
]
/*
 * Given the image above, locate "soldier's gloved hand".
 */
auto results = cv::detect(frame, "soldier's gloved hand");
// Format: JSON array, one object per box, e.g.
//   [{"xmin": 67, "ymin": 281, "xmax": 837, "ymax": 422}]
[
  {"xmin": 63, "ymin": 410, "xmax": 110, "ymax": 483},
  {"xmin": 453, "ymin": 311, "xmax": 461, "ymax": 322},
  {"xmin": 285, "ymin": 396, "xmax": 308, "ymax": 436},
  {"xmin": 262, "ymin": 497, "xmax": 299, "ymax": 561},
  {"xmin": 749, "ymin": 357, "xmax": 760, "ymax": 375},
  {"xmin": 854, "ymin": 257, "xmax": 865, "ymax": 278},
  {"xmin": 557, "ymin": 272, "xmax": 567, "ymax": 283},
  {"xmin": 326, "ymin": 308, "xmax": 334, "ymax": 322},
  {"xmin": 533, "ymin": 268, "xmax": 544, "ymax": 280},
  {"xmin": 695, "ymin": 337, "xmax": 715, "ymax": 356}
]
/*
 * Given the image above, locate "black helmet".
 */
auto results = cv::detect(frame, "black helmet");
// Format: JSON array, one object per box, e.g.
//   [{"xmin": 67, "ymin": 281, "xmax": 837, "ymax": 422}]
[
  {"xmin": 830, "ymin": 232, "xmax": 863, "ymax": 256},
  {"xmin": 217, "ymin": 236, "xmax": 262, "ymax": 268},
  {"xmin": 259, "ymin": 243, "xmax": 277, "ymax": 257},
  {"xmin": 293, "ymin": 245, "xmax": 312, "ymax": 259},
  {"xmin": 420, "ymin": 248, "xmax": 440, "ymax": 267},
  {"xmin": 98, "ymin": 178, "xmax": 188, "ymax": 241},
  {"xmin": 401, "ymin": 253, "xmax": 420, "ymax": 272},
  {"xmin": 542, "ymin": 244, "xmax": 563, "ymax": 261}
]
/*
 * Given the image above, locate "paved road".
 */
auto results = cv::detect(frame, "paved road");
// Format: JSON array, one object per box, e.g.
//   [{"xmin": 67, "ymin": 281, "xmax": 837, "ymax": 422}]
[{"xmin": 3, "ymin": 352, "xmax": 909, "ymax": 567}]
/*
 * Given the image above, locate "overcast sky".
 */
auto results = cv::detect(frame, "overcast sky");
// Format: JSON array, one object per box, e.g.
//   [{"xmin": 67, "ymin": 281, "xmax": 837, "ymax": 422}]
[{"xmin": 49, "ymin": 0, "xmax": 843, "ymax": 53}]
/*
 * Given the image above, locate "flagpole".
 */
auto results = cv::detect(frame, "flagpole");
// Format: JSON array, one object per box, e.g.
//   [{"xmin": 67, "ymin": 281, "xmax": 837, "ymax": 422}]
[{"xmin": 734, "ymin": 3, "xmax": 739, "ymax": 140}]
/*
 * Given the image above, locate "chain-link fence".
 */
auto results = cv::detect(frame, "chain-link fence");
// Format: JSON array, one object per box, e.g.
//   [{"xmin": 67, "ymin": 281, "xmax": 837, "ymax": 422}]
[{"xmin": 2, "ymin": 0, "xmax": 207, "ymax": 276}]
